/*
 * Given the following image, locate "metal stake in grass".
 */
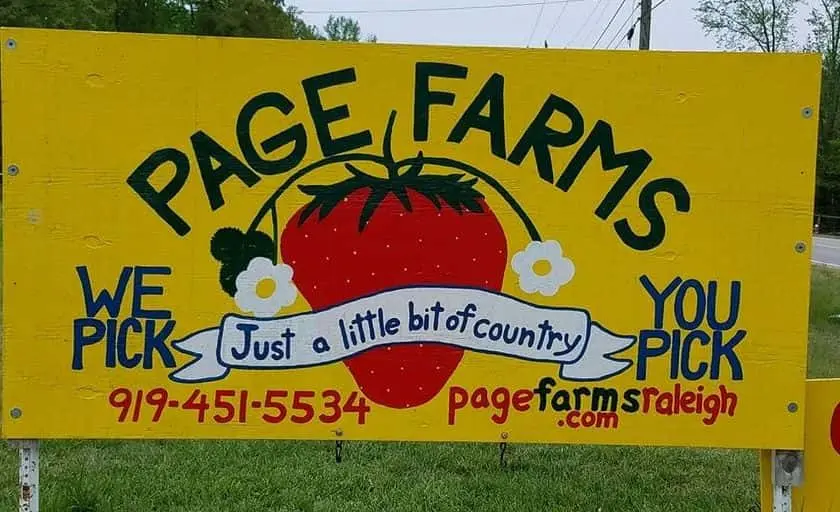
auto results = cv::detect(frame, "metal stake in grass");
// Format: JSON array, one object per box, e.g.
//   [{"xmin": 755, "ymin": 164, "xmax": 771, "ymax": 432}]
[
  {"xmin": 499, "ymin": 442, "xmax": 507, "ymax": 468},
  {"xmin": 335, "ymin": 440, "xmax": 343, "ymax": 463}
]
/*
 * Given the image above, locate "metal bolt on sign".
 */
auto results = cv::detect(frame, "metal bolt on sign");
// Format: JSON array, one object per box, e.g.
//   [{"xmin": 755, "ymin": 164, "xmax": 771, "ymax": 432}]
[
  {"xmin": 333, "ymin": 428, "xmax": 344, "ymax": 463},
  {"xmin": 5, "ymin": 38, "xmax": 16, "ymax": 50},
  {"xmin": 802, "ymin": 107, "xmax": 813, "ymax": 118},
  {"xmin": 787, "ymin": 402, "xmax": 799, "ymax": 413},
  {"xmin": 10, "ymin": 408, "xmax": 22, "ymax": 419},
  {"xmin": 794, "ymin": 242, "xmax": 807, "ymax": 253},
  {"xmin": 7, "ymin": 165, "xmax": 19, "ymax": 176}
]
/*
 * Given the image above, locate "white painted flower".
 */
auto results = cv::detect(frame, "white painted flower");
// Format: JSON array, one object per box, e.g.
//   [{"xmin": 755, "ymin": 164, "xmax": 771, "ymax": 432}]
[
  {"xmin": 511, "ymin": 240, "xmax": 575, "ymax": 297},
  {"xmin": 234, "ymin": 257, "xmax": 297, "ymax": 317}
]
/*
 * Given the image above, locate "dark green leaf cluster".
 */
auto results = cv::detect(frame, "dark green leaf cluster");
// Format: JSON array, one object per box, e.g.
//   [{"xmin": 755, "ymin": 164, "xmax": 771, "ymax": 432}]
[{"xmin": 297, "ymin": 158, "xmax": 486, "ymax": 232}]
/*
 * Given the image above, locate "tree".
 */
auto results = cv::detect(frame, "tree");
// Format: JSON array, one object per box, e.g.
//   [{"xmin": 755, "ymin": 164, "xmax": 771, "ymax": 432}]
[
  {"xmin": 0, "ymin": 0, "xmax": 114, "ymax": 30},
  {"xmin": 694, "ymin": 0, "xmax": 800, "ymax": 52},
  {"xmin": 192, "ymin": 0, "xmax": 298, "ymax": 38},
  {"xmin": 0, "ymin": 0, "xmax": 372, "ymax": 42},
  {"xmin": 114, "ymin": 0, "xmax": 192, "ymax": 33},
  {"xmin": 323, "ymin": 15, "xmax": 360, "ymax": 41},
  {"xmin": 808, "ymin": 1, "xmax": 840, "ymax": 216},
  {"xmin": 285, "ymin": 4, "xmax": 321, "ymax": 39}
]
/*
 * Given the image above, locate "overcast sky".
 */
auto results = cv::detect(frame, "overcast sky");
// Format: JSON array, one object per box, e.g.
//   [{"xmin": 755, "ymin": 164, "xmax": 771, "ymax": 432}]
[{"xmin": 293, "ymin": 0, "xmax": 820, "ymax": 51}]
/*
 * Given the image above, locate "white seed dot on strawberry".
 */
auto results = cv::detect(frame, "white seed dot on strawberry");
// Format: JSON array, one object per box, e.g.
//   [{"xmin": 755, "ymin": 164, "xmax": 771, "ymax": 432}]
[
  {"xmin": 346, "ymin": 279, "xmax": 351, "ymax": 284},
  {"xmin": 400, "ymin": 366, "xmax": 404, "ymax": 371},
  {"xmin": 333, "ymin": 227, "xmax": 337, "ymax": 232},
  {"xmin": 352, "ymin": 250, "xmax": 357, "ymax": 255},
  {"xmin": 419, "ymin": 238, "xmax": 423, "ymax": 243},
  {"xmin": 419, "ymin": 343, "xmax": 424, "ymax": 348},
  {"xmin": 472, "ymin": 257, "xmax": 477, "ymax": 262},
  {"xmin": 387, "ymin": 346, "xmax": 391, "ymax": 351},
  {"xmin": 343, "ymin": 197, "xmax": 348, "ymax": 202},
  {"xmin": 484, "ymin": 232, "xmax": 488, "ymax": 236},
  {"xmin": 455, "ymin": 236, "xmax": 460, "ymax": 240},
  {"xmin": 370, "ymin": 369, "xmax": 374, "ymax": 374},
  {"xmin": 386, "ymin": 388, "xmax": 390, "ymax": 392},
  {"xmin": 403, "ymin": 267, "xmax": 408, "ymax": 272},
  {"xmin": 435, "ymin": 366, "xmax": 441, "ymax": 370},
  {"xmin": 418, "ymin": 386, "xmax": 423, "ymax": 391},
  {"xmin": 325, "ymin": 256, "xmax": 330, "ymax": 261},
  {"xmin": 435, "ymin": 264, "xmax": 440, "ymax": 269},
  {"xmin": 304, "ymin": 234, "xmax": 309, "ymax": 239}
]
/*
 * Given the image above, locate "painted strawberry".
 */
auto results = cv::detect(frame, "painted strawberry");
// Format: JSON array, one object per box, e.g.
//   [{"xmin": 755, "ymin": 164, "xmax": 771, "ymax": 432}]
[
  {"xmin": 278, "ymin": 136, "xmax": 514, "ymax": 408},
  {"xmin": 279, "ymin": 172, "xmax": 506, "ymax": 408},
  {"xmin": 832, "ymin": 402, "xmax": 840, "ymax": 455},
  {"xmin": 212, "ymin": 111, "xmax": 543, "ymax": 410}
]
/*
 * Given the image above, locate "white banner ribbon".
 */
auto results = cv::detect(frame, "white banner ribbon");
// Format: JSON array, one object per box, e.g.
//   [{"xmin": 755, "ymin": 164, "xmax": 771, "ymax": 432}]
[{"xmin": 169, "ymin": 286, "xmax": 635, "ymax": 383}]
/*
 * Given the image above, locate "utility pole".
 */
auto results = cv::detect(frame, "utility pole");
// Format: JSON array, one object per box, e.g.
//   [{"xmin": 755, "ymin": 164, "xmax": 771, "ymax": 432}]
[{"xmin": 639, "ymin": 0, "xmax": 652, "ymax": 50}]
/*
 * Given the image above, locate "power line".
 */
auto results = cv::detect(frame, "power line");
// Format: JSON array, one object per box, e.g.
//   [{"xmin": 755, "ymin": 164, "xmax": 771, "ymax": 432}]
[
  {"xmin": 606, "ymin": 3, "xmax": 638, "ymax": 49},
  {"xmin": 580, "ymin": 0, "xmax": 616, "ymax": 48},
  {"xmin": 302, "ymin": 0, "xmax": 584, "ymax": 15},
  {"xmin": 563, "ymin": 0, "xmax": 602, "ymax": 48},
  {"xmin": 542, "ymin": 0, "xmax": 572, "ymax": 44},
  {"xmin": 652, "ymin": 0, "xmax": 668, "ymax": 10},
  {"xmin": 526, "ymin": 0, "xmax": 549, "ymax": 47},
  {"xmin": 592, "ymin": 0, "xmax": 628, "ymax": 48}
]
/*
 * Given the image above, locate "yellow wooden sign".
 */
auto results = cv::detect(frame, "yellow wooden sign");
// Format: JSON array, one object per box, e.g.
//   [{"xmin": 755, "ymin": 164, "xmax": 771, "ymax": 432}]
[
  {"xmin": 760, "ymin": 379, "xmax": 840, "ymax": 510},
  {"xmin": 0, "ymin": 28, "xmax": 820, "ymax": 447}
]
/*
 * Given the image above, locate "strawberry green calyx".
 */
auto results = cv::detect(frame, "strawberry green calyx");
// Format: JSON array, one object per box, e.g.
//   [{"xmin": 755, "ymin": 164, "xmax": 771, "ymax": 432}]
[
  {"xmin": 297, "ymin": 158, "xmax": 488, "ymax": 231},
  {"xmin": 296, "ymin": 109, "xmax": 542, "ymax": 238},
  {"xmin": 244, "ymin": 110, "xmax": 543, "ymax": 249}
]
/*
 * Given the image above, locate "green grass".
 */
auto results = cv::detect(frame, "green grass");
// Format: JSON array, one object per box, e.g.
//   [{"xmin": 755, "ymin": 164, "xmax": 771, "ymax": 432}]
[
  {"xmin": 1, "ymin": 266, "xmax": 838, "ymax": 512},
  {"xmin": 804, "ymin": 265, "xmax": 840, "ymax": 378}
]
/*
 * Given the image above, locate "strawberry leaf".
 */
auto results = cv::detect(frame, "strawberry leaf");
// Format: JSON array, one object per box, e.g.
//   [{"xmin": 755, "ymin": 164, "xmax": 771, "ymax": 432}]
[
  {"xmin": 415, "ymin": 188, "xmax": 442, "ymax": 209},
  {"xmin": 296, "ymin": 154, "xmax": 486, "ymax": 230},
  {"xmin": 359, "ymin": 187, "xmax": 388, "ymax": 230},
  {"xmin": 462, "ymin": 197, "xmax": 483, "ymax": 213},
  {"xmin": 439, "ymin": 190, "xmax": 464, "ymax": 214},
  {"xmin": 298, "ymin": 197, "xmax": 324, "ymax": 225},
  {"xmin": 393, "ymin": 185, "xmax": 413, "ymax": 212}
]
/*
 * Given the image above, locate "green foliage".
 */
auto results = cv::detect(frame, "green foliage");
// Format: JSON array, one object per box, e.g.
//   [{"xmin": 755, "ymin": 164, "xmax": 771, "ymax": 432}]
[
  {"xmin": 694, "ymin": 0, "xmax": 800, "ymax": 52},
  {"xmin": 0, "ymin": 0, "xmax": 115, "ymax": 30},
  {"xmin": 114, "ymin": 0, "xmax": 192, "ymax": 33},
  {"xmin": 0, "ymin": 0, "xmax": 370, "ymax": 41},
  {"xmin": 808, "ymin": 1, "xmax": 840, "ymax": 215},
  {"xmin": 192, "ymin": 0, "xmax": 296, "ymax": 38},
  {"xmin": 323, "ymin": 15, "xmax": 360, "ymax": 41}
]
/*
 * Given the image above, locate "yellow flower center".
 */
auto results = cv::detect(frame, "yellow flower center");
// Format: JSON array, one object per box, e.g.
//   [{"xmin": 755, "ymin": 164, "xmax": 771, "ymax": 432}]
[
  {"xmin": 256, "ymin": 277, "xmax": 276, "ymax": 298},
  {"xmin": 532, "ymin": 259, "xmax": 552, "ymax": 276}
]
